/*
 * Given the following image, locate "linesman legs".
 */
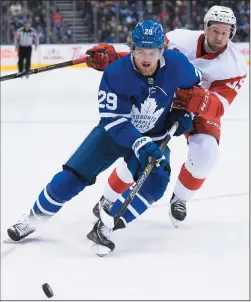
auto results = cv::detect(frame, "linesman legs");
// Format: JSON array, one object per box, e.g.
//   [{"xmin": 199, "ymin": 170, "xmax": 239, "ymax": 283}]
[{"xmin": 18, "ymin": 46, "xmax": 32, "ymax": 74}]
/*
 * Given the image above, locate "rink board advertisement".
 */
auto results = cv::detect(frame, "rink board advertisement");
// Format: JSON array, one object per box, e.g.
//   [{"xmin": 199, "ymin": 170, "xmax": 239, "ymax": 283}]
[{"xmin": 0, "ymin": 43, "xmax": 249, "ymax": 71}]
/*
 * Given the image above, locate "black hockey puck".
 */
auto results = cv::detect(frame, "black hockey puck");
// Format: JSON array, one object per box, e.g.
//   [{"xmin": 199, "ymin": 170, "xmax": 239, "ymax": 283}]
[{"xmin": 42, "ymin": 283, "xmax": 54, "ymax": 298}]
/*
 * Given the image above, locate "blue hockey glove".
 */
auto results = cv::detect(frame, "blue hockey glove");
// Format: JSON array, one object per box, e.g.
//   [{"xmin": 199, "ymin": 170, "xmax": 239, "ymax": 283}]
[
  {"xmin": 165, "ymin": 109, "xmax": 193, "ymax": 136},
  {"xmin": 132, "ymin": 136, "xmax": 169, "ymax": 171}
]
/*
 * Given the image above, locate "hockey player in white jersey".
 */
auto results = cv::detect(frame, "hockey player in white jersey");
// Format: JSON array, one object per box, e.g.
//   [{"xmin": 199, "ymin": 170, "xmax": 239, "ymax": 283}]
[{"xmin": 85, "ymin": 5, "xmax": 247, "ymax": 228}]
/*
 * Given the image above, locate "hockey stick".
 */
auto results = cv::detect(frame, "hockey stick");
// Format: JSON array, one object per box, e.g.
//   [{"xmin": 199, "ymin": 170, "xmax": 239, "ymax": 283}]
[
  {"xmin": 0, "ymin": 56, "xmax": 88, "ymax": 82},
  {"xmin": 99, "ymin": 122, "xmax": 179, "ymax": 228}
]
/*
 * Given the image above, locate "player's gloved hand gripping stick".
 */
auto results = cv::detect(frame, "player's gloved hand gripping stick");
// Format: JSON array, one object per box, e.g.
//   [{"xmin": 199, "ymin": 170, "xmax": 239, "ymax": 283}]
[{"xmin": 99, "ymin": 122, "xmax": 179, "ymax": 229}]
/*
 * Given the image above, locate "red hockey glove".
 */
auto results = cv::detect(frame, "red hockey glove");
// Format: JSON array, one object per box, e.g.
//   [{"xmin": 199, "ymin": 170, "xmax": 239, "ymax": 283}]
[
  {"xmin": 173, "ymin": 86, "xmax": 211, "ymax": 115},
  {"xmin": 86, "ymin": 43, "xmax": 120, "ymax": 71},
  {"xmin": 173, "ymin": 86, "xmax": 225, "ymax": 120},
  {"xmin": 173, "ymin": 86, "xmax": 216, "ymax": 115}
]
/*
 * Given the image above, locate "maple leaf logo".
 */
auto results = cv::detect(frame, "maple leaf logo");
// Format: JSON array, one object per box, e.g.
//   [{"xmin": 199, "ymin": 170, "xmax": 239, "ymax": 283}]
[{"xmin": 131, "ymin": 97, "xmax": 164, "ymax": 133}]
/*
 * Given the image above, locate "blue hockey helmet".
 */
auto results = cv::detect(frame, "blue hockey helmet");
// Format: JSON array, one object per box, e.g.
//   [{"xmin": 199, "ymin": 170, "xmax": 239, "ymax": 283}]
[{"xmin": 131, "ymin": 20, "xmax": 165, "ymax": 49}]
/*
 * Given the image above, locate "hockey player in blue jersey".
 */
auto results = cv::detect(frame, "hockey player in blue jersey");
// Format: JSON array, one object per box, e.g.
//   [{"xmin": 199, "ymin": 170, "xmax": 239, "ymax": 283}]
[{"xmin": 7, "ymin": 20, "xmax": 201, "ymax": 255}]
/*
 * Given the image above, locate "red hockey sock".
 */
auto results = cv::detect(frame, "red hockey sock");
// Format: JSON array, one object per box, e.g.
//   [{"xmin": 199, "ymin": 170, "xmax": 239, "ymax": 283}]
[
  {"xmin": 178, "ymin": 164, "xmax": 205, "ymax": 190},
  {"xmin": 108, "ymin": 168, "xmax": 133, "ymax": 194}
]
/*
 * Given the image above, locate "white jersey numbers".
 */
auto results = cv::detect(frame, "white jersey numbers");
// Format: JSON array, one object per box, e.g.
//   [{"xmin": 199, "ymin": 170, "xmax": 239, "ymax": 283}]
[
  {"xmin": 226, "ymin": 78, "xmax": 245, "ymax": 92},
  {"xmin": 98, "ymin": 90, "xmax": 118, "ymax": 110}
]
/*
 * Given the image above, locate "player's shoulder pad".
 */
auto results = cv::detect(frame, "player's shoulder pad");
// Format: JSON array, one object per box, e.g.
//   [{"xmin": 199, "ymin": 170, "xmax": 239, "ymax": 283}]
[
  {"xmin": 103, "ymin": 54, "xmax": 139, "ymax": 95},
  {"xmin": 167, "ymin": 28, "xmax": 190, "ymax": 37},
  {"xmin": 228, "ymin": 41, "xmax": 248, "ymax": 74},
  {"xmin": 166, "ymin": 28, "xmax": 198, "ymax": 40},
  {"xmin": 162, "ymin": 49, "xmax": 202, "ymax": 83},
  {"xmin": 163, "ymin": 48, "xmax": 189, "ymax": 64}
]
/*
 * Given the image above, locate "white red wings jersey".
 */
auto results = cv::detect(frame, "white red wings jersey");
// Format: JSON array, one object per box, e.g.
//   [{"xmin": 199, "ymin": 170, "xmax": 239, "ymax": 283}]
[{"xmin": 165, "ymin": 29, "xmax": 247, "ymax": 115}]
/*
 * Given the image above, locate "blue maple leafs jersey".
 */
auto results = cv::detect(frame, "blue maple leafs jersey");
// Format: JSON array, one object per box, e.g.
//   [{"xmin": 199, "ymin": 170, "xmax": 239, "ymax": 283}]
[{"xmin": 98, "ymin": 49, "xmax": 201, "ymax": 148}]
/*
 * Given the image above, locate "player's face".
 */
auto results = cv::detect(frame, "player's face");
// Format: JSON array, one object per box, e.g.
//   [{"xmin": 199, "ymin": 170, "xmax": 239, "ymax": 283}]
[
  {"xmin": 133, "ymin": 47, "xmax": 161, "ymax": 76},
  {"xmin": 206, "ymin": 24, "xmax": 231, "ymax": 52}
]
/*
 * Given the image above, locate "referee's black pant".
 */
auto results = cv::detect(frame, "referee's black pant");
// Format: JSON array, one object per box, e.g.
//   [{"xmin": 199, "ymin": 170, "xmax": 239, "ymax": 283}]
[{"xmin": 18, "ymin": 46, "xmax": 32, "ymax": 73}]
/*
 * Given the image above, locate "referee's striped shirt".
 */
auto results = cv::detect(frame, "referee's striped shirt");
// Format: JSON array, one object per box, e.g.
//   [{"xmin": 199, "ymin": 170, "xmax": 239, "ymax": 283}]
[{"xmin": 14, "ymin": 27, "xmax": 39, "ymax": 47}]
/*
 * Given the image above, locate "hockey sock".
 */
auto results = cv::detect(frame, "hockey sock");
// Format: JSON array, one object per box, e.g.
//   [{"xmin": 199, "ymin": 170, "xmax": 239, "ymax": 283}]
[
  {"xmin": 103, "ymin": 167, "xmax": 134, "ymax": 202},
  {"xmin": 174, "ymin": 163, "xmax": 206, "ymax": 201},
  {"xmin": 32, "ymin": 169, "xmax": 87, "ymax": 216},
  {"xmin": 109, "ymin": 187, "xmax": 151, "ymax": 224}
]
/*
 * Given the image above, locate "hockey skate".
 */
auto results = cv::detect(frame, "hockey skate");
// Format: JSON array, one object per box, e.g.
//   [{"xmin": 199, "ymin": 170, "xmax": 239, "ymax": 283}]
[
  {"xmin": 169, "ymin": 193, "xmax": 187, "ymax": 228},
  {"xmin": 92, "ymin": 196, "xmax": 126, "ymax": 230},
  {"xmin": 7, "ymin": 210, "xmax": 45, "ymax": 241},
  {"xmin": 87, "ymin": 219, "xmax": 115, "ymax": 257},
  {"xmin": 92, "ymin": 196, "xmax": 114, "ymax": 219}
]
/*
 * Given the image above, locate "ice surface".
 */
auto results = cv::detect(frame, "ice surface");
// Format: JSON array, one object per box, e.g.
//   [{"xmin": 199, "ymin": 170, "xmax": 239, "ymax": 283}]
[{"xmin": 1, "ymin": 68, "xmax": 249, "ymax": 300}]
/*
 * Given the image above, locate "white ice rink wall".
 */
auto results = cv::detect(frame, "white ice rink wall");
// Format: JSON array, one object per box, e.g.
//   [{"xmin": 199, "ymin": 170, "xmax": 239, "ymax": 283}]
[{"xmin": 0, "ymin": 42, "xmax": 249, "ymax": 71}]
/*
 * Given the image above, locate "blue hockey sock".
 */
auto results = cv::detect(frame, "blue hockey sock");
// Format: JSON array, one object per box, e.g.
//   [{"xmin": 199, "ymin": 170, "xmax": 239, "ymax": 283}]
[
  {"xmin": 109, "ymin": 188, "xmax": 151, "ymax": 224},
  {"xmin": 33, "ymin": 169, "xmax": 87, "ymax": 217}
]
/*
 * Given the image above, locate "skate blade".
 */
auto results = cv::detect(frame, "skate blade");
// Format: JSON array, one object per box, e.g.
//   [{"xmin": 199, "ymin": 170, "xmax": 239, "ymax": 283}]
[
  {"xmin": 168, "ymin": 209, "xmax": 181, "ymax": 228},
  {"xmin": 91, "ymin": 243, "xmax": 111, "ymax": 257}
]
